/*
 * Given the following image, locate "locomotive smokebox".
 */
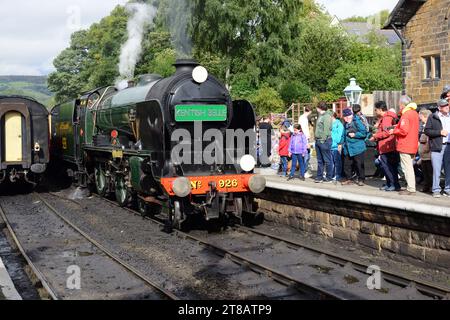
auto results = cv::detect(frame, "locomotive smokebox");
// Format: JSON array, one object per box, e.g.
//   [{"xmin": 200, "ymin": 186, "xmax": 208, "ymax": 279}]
[{"xmin": 173, "ymin": 59, "xmax": 199, "ymax": 74}]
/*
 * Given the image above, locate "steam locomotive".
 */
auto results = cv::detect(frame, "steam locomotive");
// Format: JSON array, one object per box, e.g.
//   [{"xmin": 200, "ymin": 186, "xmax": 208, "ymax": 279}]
[
  {"xmin": 50, "ymin": 59, "xmax": 266, "ymax": 229},
  {"xmin": 0, "ymin": 96, "xmax": 49, "ymax": 186}
]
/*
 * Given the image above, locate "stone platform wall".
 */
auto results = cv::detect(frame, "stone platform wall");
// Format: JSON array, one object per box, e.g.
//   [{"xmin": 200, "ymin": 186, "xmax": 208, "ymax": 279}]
[{"xmin": 256, "ymin": 189, "xmax": 450, "ymax": 268}]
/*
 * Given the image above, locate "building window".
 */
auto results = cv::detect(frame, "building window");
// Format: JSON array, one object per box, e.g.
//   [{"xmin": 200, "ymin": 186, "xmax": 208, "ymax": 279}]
[{"xmin": 423, "ymin": 54, "xmax": 441, "ymax": 80}]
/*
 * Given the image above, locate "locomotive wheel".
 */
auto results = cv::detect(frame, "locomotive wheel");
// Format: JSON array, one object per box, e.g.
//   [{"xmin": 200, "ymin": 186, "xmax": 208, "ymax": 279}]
[
  {"xmin": 115, "ymin": 175, "xmax": 129, "ymax": 207},
  {"xmin": 94, "ymin": 166, "xmax": 107, "ymax": 197},
  {"xmin": 137, "ymin": 198, "xmax": 161, "ymax": 217},
  {"xmin": 137, "ymin": 198, "xmax": 148, "ymax": 215}
]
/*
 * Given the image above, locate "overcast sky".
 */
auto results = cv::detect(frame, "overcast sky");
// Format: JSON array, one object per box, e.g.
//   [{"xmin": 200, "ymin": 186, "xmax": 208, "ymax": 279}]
[
  {"xmin": 0, "ymin": 0, "xmax": 399, "ymax": 76},
  {"xmin": 315, "ymin": 0, "xmax": 398, "ymax": 20}
]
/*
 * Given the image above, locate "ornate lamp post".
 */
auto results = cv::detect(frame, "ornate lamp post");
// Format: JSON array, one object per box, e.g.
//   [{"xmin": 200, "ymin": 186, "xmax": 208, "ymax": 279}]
[{"xmin": 343, "ymin": 78, "xmax": 363, "ymax": 107}]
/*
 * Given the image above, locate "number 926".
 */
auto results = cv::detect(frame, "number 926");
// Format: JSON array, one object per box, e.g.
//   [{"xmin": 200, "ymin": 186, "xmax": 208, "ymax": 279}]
[{"xmin": 218, "ymin": 179, "xmax": 238, "ymax": 188}]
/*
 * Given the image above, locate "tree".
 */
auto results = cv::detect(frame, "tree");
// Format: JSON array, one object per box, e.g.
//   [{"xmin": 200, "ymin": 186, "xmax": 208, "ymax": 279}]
[
  {"xmin": 48, "ymin": 6, "xmax": 128, "ymax": 103},
  {"xmin": 248, "ymin": 84, "xmax": 284, "ymax": 115},
  {"xmin": 327, "ymin": 40, "xmax": 402, "ymax": 95},
  {"xmin": 47, "ymin": 30, "xmax": 90, "ymax": 102},
  {"xmin": 279, "ymin": 81, "xmax": 312, "ymax": 104},
  {"xmin": 291, "ymin": 17, "xmax": 350, "ymax": 93},
  {"xmin": 191, "ymin": 0, "xmax": 302, "ymax": 87}
]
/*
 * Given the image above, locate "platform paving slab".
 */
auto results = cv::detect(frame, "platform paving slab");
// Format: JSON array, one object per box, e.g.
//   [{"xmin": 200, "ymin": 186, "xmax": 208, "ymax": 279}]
[{"xmin": 0, "ymin": 256, "xmax": 21, "ymax": 300}]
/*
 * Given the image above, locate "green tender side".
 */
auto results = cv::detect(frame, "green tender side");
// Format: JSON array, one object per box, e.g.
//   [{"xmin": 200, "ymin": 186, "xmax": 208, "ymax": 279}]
[
  {"xmin": 175, "ymin": 104, "xmax": 227, "ymax": 121},
  {"xmin": 57, "ymin": 101, "xmax": 76, "ymax": 161}
]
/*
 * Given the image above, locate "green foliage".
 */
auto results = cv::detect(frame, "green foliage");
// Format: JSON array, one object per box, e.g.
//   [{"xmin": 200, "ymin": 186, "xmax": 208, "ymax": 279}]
[
  {"xmin": 279, "ymin": 81, "xmax": 312, "ymax": 104},
  {"xmin": 149, "ymin": 48, "xmax": 177, "ymax": 77},
  {"xmin": 47, "ymin": 0, "xmax": 402, "ymax": 116},
  {"xmin": 327, "ymin": 40, "xmax": 402, "ymax": 95},
  {"xmin": 48, "ymin": 6, "xmax": 128, "ymax": 103},
  {"xmin": 292, "ymin": 18, "xmax": 350, "ymax": 93},
  {"xmin": 343, "ymin": 10, "xmax": 390, "ymax": 28},
  {"xmin": 248, "ymin": 84, "xmax": 284, "ymax": 115},
  {"xmin": 315, "ymin": 91, "xmax": 340, "ymax": 103}
]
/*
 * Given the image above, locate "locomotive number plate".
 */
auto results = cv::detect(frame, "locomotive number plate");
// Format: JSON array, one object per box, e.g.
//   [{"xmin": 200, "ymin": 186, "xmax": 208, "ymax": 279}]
[
  {"xmin": 161, "ymin": 175, "xmax": 252, "ymax": 196},
  {"xmin": 175, "ymin": 105, "xmax": 227, "ymax": 121},
  {"xmin": 218, "ymin": 179, "xmax": 239, "ymax": 188}
]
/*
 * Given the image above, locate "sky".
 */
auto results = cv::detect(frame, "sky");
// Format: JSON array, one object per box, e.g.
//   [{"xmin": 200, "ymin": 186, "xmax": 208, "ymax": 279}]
[
  {"xmin": 315, "ymin": 0, "xmax": 398, "ymax": 20},
  {"xmin": 0, "ymin": 0, "xmax": 399, "ymax": 76},
  {"xmin": 0, "ymin": 0, "xmax": 128, "ymax": 76}
]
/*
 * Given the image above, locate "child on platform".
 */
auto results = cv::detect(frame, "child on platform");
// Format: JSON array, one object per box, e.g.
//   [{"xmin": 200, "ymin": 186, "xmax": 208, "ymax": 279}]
[
  {"xmin": 278, "ymin": 125, "xmax": 291, "ymax": 177},
  {"xmin": 288, "ymin": 124, "xmax": 308, "ymax": 181}
]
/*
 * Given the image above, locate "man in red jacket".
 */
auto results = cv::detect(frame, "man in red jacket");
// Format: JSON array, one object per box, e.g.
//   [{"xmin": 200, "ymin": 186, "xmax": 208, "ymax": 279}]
[
  {"xmin": 389, "ymin": 95, "xmax": 420, "ymax": 195},
  {"xmin": 371, "ymin": 101, "xmax": 400, "ymax": 191}
]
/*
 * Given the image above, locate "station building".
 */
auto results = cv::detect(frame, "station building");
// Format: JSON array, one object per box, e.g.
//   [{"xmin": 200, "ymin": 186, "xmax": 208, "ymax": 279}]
[{"xmin": 384, "ymin": 0, "xmax": 450, "ymax": 108}]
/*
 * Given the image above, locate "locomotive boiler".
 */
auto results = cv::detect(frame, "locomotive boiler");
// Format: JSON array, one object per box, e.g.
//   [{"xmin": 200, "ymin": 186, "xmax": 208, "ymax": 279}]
[
  {"xmin": 51, "ymin": 59, "xmax": 265, "ymax": 229},
  {"xmin": 0, "ymin": 96, "xmax": 49, "ymax": 185}
]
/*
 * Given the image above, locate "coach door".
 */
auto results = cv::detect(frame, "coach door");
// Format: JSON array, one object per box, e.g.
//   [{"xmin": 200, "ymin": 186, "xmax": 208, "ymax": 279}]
[{"xmin": 4, "ymin": 111, "xmax": 23, "ymax": 162}]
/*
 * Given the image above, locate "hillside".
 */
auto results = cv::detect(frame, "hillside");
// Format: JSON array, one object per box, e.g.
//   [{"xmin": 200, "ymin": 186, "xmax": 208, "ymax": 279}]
[{"xmin": 0, "ymin": 75, "xmax": 54, "ymax": 106}]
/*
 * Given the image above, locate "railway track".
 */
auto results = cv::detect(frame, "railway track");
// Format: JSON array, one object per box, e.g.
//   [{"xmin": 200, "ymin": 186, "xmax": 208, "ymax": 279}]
[
  {"xmin": 0, "ymin": 194, "xmax": 179, "ymax": 300},
  {"xmin": 47, "ymin": 190, "xmax": 450, "ymax": 300},
  {"xmin": 48, "ymin": 191, "xmax": 346, "ymax": 300},
  {"xmin": 234, "ymin": 225, "xmax": 450, "ymax": 300},
  {"xmin": 0, "ymin": 204, "xmax": 59, "ymax": 300}
]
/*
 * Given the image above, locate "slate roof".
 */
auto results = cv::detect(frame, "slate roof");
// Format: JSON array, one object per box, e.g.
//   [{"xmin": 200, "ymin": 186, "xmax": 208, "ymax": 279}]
[
  {"xmin": 340, "ymin": 22, "xmax": 400, "ymax": 45},
  {"xmin": 383, "ymin": 0, "xmax": 428, "ymax": 29}
]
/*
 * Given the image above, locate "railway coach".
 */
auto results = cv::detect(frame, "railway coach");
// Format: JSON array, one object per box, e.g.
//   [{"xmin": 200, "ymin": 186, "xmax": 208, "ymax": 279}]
[{"xmin": 0, "ymin": 96, "xmax": 49, "ymax": 185}]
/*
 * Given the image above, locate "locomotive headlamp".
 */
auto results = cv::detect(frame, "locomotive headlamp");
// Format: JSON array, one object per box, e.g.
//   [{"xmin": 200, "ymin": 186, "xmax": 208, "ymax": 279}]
[
  {"xmin": 192, "ymin": 66, "xmax": 208, "ymax": 83},
  {"xmin": 248, "ymin": 175, "xmax": 266, "ymax": 194},
  {"xmin": 239, "ymin": 155, "xmax": 256, "ymax": 172},
  {"xmin": 172, "ymin": 177, "xmax": 192, "ymax": 198},
  {"xmin": 34, "ymin": 142, "xmax": 41, "ymax": 152}
]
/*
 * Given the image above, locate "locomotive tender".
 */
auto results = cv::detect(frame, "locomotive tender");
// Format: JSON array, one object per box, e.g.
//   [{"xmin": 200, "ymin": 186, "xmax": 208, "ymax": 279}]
[
  {"xmin": 51, "ymin": 59, "xmax": 266, "ymax": 229},
  {"xmin": 0, "ymin": 96, "xmax": 49, "ymax": 185}
]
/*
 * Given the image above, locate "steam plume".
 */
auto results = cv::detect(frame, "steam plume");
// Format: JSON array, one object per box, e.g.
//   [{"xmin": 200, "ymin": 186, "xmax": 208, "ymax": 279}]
[{"xmin": 118, "ymin": 3, "xmax": 156, "ymax": 81}]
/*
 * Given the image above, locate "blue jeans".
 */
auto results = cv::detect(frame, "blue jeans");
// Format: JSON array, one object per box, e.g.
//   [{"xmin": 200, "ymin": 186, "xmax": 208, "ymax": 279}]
[
  {"xmin": 380, "ymin": 152, "xmax": 401, "ymax": 189},
  {"xmin": 332, "ymin": 149, "xmax": 342, "ymax": 181},
  {"xmin": 280, "ymin": 156, "xmax": 288, "ymax": 175},
  {"xmin": 431, "ymin": 145, "xmax": 450, "ymax": 193},
  {"xmin": 290, "ymin": 154, "xmax": 306, "ymax": 177},
  {"xmin": 316, "ymin": 138, "xmax": 333, "ymax": 181}
]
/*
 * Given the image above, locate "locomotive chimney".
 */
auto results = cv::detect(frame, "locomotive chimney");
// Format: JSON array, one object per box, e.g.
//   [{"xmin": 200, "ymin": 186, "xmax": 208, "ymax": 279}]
[
  {"xmin": 127, "ymin": 80, "xmax": 135, "ymax": 88},
  {"xmin": 173, "ymin": 59, "xmax": 199, "ymax": 75}
]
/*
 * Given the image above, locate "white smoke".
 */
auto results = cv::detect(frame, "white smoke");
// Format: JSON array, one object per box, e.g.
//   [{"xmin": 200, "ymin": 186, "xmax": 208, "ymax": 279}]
[{"xmin": 118, "ymin": 3, "xmax": 156, "ymax": 81}]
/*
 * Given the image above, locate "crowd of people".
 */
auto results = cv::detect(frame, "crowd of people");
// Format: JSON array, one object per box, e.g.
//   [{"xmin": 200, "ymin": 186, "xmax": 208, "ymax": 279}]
[{"xmin": 258, "ymin": 84, "xmax": 450, "ymax": 197}]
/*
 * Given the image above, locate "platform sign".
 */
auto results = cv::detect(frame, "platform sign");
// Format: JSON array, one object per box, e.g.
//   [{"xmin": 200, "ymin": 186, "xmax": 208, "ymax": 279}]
[{"xmin": 175, "ymin": 105, "xmax": 227, "ymax": 122}]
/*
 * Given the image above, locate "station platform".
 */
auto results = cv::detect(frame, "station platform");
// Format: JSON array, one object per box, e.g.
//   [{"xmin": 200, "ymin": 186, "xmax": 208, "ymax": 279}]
[
  {"xmin": 0, "ymin": 256, "xmax": 21, "ymax": 300},
  {"xmin": 261, "ymin": 174, "xmax": 450, "ymax": 218}
]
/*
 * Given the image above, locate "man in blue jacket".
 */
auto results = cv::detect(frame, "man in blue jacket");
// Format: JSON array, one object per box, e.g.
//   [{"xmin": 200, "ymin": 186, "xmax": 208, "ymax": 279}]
[
  {"xmin": 331, "ymin": 112, "xmax": 345, "ymax": 182},
  {"xmin": 341, "ymin": 108, "xmax": 368, "ymax": 186}
]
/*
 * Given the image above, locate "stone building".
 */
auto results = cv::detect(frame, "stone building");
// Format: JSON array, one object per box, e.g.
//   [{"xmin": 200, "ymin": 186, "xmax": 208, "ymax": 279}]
[{"xmin": 384, "ymin": 0, "xmax": 450, "ymax": 108}]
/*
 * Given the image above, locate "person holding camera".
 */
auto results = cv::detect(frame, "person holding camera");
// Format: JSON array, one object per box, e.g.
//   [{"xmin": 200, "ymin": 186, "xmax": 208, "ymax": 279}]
[
  {"xmin": 341, "ymin": 108, "xmax": 368, "ymax": 186},
  {"xmin": 370, "ymin": 101, "xmax": 401, "ymax": 191}
]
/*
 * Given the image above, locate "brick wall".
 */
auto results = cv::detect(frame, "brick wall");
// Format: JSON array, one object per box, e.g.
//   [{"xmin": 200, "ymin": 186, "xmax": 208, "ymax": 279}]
[{"xmin": 404, "ymin": 0, "xmax": 450, "ymax": 104}]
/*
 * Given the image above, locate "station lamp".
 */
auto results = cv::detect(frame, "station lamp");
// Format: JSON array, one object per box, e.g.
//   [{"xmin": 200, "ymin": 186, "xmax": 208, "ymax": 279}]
[{"xmin": 343, "ymin": 78, "xmax": 363, "ymax": 107}]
